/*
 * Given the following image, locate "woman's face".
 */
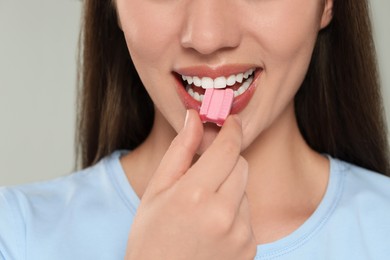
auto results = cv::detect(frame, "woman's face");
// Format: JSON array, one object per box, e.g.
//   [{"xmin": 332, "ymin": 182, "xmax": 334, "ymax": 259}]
[{"xmin": 116, "ymin": 0, "xmax": 332, "ymax": 151}]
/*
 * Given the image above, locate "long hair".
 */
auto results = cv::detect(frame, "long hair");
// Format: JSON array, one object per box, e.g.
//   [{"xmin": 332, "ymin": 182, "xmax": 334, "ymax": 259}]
[
  {"xmin": 76, "ymin": 0, "xmax": 390, "ymax": 176},
  {"xmin": 76, "ymin": 0, "xmax": 154, "ymax": 169},
  {"xmin": 295, "ymin": 1, "xmax": 389, "ymax": 175}
]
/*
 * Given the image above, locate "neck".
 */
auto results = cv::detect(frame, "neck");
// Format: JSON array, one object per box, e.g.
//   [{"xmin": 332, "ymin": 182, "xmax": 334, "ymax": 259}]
[
  {"xmin": 241, "ymin": 103, "xmax": 329, "ymax": 243},
  {"xmin": 243, "ymin": 103, "xmax": 328, "ymax": 203},
  {"xmin": 121, "ymin": 109, "xmax": 176, "ymax": 197}
]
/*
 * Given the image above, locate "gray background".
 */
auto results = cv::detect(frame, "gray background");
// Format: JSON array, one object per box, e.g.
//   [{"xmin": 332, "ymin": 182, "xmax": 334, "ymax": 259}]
[{"xmin": 1, "ymin": 0, "xmax": 389, "ymax": 186}]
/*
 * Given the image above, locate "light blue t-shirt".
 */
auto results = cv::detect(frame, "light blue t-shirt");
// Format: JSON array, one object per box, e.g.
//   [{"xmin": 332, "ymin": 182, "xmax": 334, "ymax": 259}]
[{"xmin": 1, "ymin": 151, "xmax": 390, "ymax": 259}]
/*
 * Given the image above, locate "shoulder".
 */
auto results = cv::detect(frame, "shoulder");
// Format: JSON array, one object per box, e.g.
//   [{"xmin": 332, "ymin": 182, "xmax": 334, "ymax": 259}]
[
  {"xmin": 332, "ymin": 158, "xmax": 390, "ymax": 203},
  {"xmin": 0, "ymin": 151, "xmax": 132, "ymax": 216},
  {"xmin": 0, "ymin": 150, "xmax": 135, "ymax": 224},
  {"xmin": 0, "ymin": 163, "xmax": 106, "ymax": 259},
  {"xmin": 310, "ymin": 158, "xmax": 390, "ymax": 258},
  {"xmin": 329, "ymin": 157, "xmax": 390, "ymax": 229},
  {"xmin": 0, "ymin": 151, "xmax": 133, "ymax": 259},
  {"xmin": 0, "ymin": 158, "xmax": 107, "ymax": 208},
  {"xmin": 0, "ymin": 157, "xmax": 109, "ymax": 237}
]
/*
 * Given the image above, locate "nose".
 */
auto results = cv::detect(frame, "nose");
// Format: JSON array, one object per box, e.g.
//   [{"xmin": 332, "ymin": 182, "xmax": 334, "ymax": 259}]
[{"xmin": 180, "ymin": 0, "xmax": 241, "ymax": 55}]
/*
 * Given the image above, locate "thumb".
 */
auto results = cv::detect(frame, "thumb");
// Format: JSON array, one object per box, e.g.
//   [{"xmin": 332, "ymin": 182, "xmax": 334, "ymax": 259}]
[{"xmin": 146, "ymin": 109, "xmax": 203, "ymax": 195}]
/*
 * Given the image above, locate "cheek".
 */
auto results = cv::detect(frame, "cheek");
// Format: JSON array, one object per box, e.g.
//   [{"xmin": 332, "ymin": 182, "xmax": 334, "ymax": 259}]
[
  {"xmin": 244, "ymin": 1, "xmax": 321, "ymax": 61},
  {"xmin": 117, "ymin": 1, "xmax": 181, "ymax": 65},
  {"xmin": 237, "ymin": 2, "xmax": 323, "ymax": 146},
  {"xmin": 116, "ymin": 1, "xmax": 185, "ymax": 113}
]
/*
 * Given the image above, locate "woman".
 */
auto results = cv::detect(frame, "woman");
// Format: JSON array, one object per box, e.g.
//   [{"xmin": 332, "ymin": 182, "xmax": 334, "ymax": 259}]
[{"xmin": 1, "ymin": 0, "xmax": 389, "ymax": 259}]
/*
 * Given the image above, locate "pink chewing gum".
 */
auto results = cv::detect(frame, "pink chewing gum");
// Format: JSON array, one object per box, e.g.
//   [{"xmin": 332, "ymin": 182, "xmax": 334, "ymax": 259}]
[{"xmin": 200, "ymin": 88, "xmax": 234, "ymax": 126}]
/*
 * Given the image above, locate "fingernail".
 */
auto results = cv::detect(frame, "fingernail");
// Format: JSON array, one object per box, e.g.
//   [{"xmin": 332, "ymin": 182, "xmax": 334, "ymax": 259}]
[{"xmin": 184, "ymin": 110, "xmax": 190, "ymax": 128}]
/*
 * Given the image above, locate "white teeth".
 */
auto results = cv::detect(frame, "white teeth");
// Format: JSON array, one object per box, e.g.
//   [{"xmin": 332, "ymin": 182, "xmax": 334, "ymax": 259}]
[
  {"xmin": 186, "ymin": 75, "xmax": 254, "ymax": 100},
  {"xmin": 193, "ymin": 91, "xmax": 200, "ymax": 101},
  {"xmin": 186, "ymin": 76, "xmax": 193, "ymax": 84},
  {"xmin": 226, "ymin": 75, "xmax": 236, "ymax": 86},
  {"xmin": 193, "ymin": 76, "xmax": 202, "ymax": 87},
  {"xmin": 236, "ymin": 73, "xmax": 243, "ymax": 83},
  {"xmin": 183, "ymin": 68, "xmax": 257, "ymax": 101},
  {"xmin": 186, "ymin": 85, "xmax": 205, "ymax": 102},
  {"xmin": 201, "ymin": 77, "xmax": 214, "ymax": 89},
  {"xmin": 243, "ymin": 68, "xmax": 254, "ymax": 79},
  {"xmin": 236, "ymin": 87, "xmax": 245, "ymax": 96},
  {"xmin": 188, "ymin": 87, "xmax": 194, "ymax": 97},
  {"xmin": 214, "ymin": 76, "xmax": 226, "ymax": 89},
  {"xmin": 181, "ymin": 68, "xmax": 255, "ymax": 90},
  {"xmin": 233, "ymin": 77, "xmax": 253, "ymax": 97},
  {"xmin": 182, "ymin": 75, "xmax": 193, "ymax": 84}
]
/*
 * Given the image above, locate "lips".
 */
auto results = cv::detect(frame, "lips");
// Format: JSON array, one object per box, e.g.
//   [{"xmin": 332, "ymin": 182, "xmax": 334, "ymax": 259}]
[{"xmin": 174, "ymin": 65, "xmax": 262, "ymax": 114}]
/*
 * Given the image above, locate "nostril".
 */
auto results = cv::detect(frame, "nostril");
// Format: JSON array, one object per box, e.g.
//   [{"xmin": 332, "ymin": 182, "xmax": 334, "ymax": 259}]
[
  {"xmin": 180, "ymin": 8, "xmax": 241, "ymax": 55},
  {"xmin": 181, "ymin": 30, "xmax": 240, "ymax": 55}
]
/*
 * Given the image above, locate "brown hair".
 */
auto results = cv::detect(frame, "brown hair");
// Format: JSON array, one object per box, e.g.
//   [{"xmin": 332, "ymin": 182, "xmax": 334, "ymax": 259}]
[
  {"xmin": 77, "ymin": 0, "xmax": 390, "ymax": 175},
  {"xmin": 295, "ymin": 1, "xmax": 389, "ymax": 175},
  {"xmin": 76, "ymin": 0, "xmax": 154, "ymax": 168}
]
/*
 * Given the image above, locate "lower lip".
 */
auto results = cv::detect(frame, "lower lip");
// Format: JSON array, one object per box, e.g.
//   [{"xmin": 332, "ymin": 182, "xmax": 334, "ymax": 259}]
[{"xmin": 175, "ymin": 69, "xmax": 262, "ymax": 114}]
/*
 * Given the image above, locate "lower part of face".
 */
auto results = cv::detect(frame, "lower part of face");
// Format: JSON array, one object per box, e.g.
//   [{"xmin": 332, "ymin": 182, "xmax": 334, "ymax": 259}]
[{"xmin": 116, "ymin": 0, "xmax": 327, "ymax": 152}]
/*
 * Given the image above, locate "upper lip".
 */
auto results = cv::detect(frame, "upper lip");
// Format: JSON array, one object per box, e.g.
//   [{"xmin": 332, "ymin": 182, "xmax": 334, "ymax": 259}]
[{"xmin": 174, "ymin": 64, "xmax": 261, "ymax": 78}]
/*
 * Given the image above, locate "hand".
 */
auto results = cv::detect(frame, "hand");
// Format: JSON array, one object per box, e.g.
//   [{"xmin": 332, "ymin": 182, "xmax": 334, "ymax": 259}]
[{"xmin": 125, "ymin": 110, "xmax": 257, "ymax": 260}]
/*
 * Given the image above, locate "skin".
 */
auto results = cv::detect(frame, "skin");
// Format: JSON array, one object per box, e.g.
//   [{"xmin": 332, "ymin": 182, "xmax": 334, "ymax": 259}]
[{"xmin": 116, "ymin": 0, "xmax": 334, "ymax": 258}]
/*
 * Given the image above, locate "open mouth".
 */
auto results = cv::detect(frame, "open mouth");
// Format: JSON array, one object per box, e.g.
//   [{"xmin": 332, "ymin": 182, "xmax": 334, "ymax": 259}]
[
  {"xmin": 174, "ymin": 67, "xmax": 262, "ymax": 114},
  {"xmin": 179, "ymin": 68, "xmax": 256, "ymax": 102}
]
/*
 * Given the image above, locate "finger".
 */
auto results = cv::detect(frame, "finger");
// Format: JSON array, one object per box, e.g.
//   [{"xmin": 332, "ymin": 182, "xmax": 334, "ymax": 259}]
[
  {"xmin": 234, "ymin": 194, "xmax": 257, "ymax": 256},
  {"xmin": 217, "ymin": 156, "xmax": 248, "ymax": 209},
  {"xmin": 238, "ymin": 193, "xmax": 252, "ymax": 224},
  {"xmin": 147, "ymin": 109, "xmax": 203, "ymax": 194},
  {"xmin": 184, "ymin": 114, "xmax": 243, "ymax": 192}
]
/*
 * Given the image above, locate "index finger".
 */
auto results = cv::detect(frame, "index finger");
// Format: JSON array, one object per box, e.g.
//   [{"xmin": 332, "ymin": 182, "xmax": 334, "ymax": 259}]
[
  {"xmin": 183, "ymin": 114, "xmax": 243, "ymax": 192},
  {"xmin": 146, "ymin": 109, "xmax": 203, "ymax": 195}
]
